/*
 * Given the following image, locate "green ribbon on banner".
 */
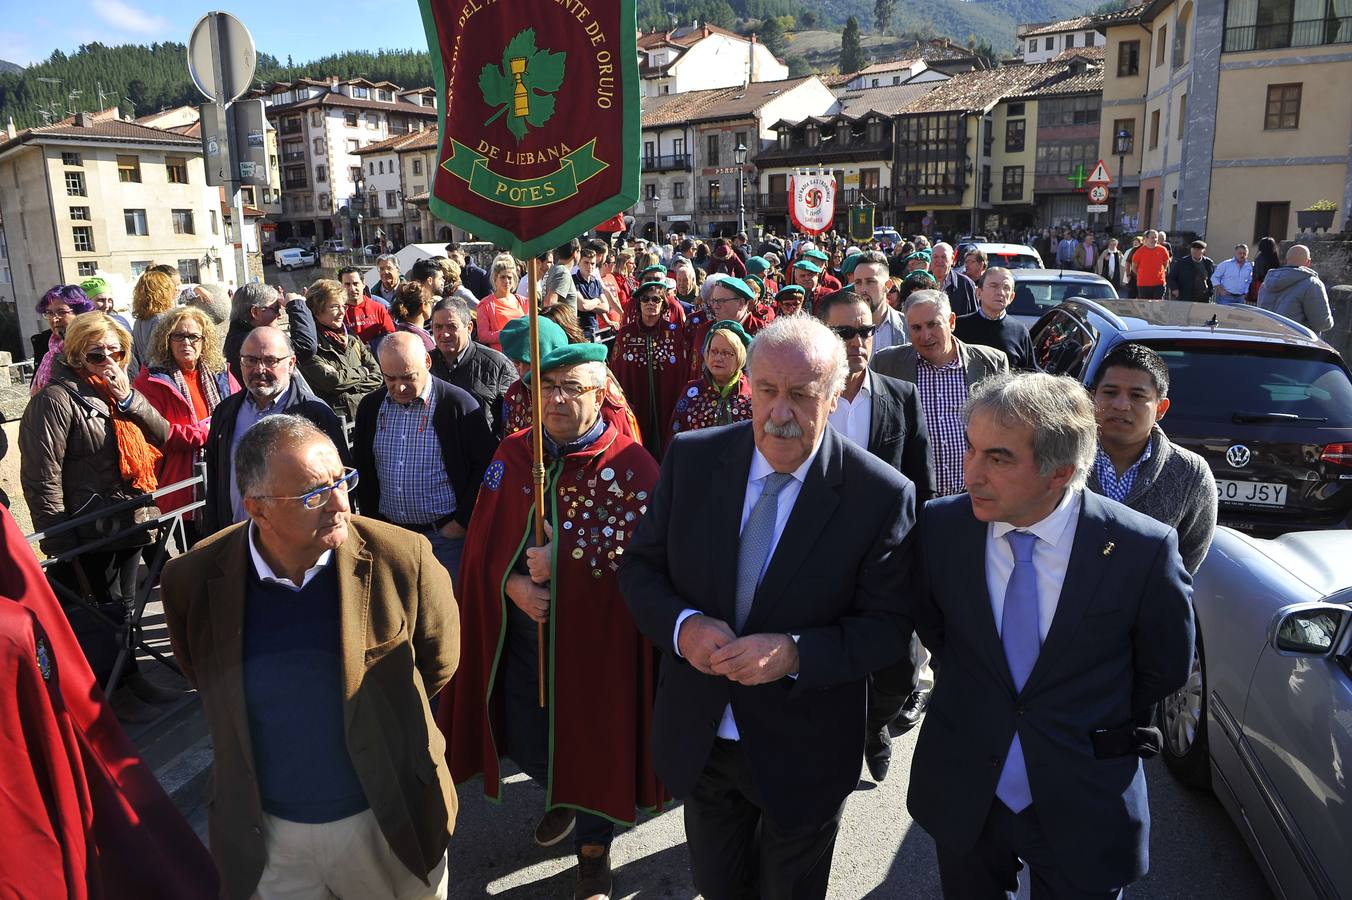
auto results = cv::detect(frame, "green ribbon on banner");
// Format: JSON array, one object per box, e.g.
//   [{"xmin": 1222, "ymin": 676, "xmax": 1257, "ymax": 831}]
[{"xmin": 443, "ymin": 139, "xmax": 608, "ymax": 208}]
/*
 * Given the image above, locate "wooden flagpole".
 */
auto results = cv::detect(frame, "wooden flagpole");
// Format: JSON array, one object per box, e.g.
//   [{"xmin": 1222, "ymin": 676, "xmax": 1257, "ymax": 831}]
[{"xmin": 528, "ymin": 257, "xmax": 548, "ymax": 708}]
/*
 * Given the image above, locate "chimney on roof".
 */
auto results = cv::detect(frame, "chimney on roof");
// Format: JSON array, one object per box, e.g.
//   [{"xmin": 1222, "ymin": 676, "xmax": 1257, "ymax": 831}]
[
  {"xmin": 747, "ymin": 33, "xmax": 759, "ymax": 87},
  {"xmin": 703, "ymin": 24, "xmax": 710, "ymax": 37},
  {"xmin": 6, "ymin": 117, "xmax": 16, "ymax": 139},
  {"xmin": 74, "ymin": 112, "xmax": 94, "ymax": 128}
]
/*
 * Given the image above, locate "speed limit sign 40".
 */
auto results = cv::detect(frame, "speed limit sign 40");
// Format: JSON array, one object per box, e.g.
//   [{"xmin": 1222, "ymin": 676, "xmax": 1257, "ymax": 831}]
[{"xmin": 1089, "ymin": 185, "xmax": 1109, "ymax": 203}]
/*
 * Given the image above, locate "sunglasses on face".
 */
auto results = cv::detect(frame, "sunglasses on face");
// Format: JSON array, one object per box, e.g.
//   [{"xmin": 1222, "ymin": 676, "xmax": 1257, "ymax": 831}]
[
  {"xmin": 830, "ymin": 325, "xmax": 878, "ymax": 341},
  {"xmin": 84, "ymin": 348, "xmax": 126, "ymax": 364}
]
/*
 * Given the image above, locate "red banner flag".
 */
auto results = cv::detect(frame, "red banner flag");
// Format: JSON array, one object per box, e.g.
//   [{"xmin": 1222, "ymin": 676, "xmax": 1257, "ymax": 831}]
[{"xmin": 418, "ymin": 0, "xmax": 640, "ymax": 257}]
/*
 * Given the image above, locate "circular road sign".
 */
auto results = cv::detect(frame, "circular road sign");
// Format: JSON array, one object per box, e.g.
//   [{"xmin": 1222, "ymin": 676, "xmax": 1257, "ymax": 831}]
[
  {"xmin": 187, "ymin": 12, "xmax": 257, "ymax": 103},
  {"xmin": 1089, "ymin": 185, "xmax": 1109, "ymax": 203}
]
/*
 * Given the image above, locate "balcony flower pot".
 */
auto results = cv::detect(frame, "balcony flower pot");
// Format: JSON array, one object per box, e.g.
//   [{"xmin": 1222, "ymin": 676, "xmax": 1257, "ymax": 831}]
[{"xmin": 1296, "ymin": 208, "xmax": 1336, "ymax": 232}]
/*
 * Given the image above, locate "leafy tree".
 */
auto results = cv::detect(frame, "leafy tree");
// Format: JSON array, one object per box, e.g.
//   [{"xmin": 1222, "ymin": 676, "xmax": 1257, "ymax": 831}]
[
  {"xmin": 786, "ymin": 55, "xmax": 815, "ymax": 77},
  {"xmin": 840, "ymin": 16, "xmax": 866, "ymax": 74},
  {"xmin": 758, "ymin": 15, "xmax": 789, "ymax": 58},
  {"xmin": 799, "ymin": 10, "xmax": 817, "ymax": 28},
  {"xmin": 875, "ymin": 0, "xmax": 897, "ymax": 32}
]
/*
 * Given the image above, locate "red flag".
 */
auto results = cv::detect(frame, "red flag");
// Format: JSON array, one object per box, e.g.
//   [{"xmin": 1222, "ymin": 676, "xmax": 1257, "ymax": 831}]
[{"xmin": 595, "ymin": 212, "xmax": 628, "ymax": 233}]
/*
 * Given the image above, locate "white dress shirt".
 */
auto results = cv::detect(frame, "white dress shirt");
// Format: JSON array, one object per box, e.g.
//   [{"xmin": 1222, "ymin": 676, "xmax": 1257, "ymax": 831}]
[
  {"xmin": 828, "ymin": 370, "xmax": 873, "ymax": 449},
  {"xmin": 985, "ymin": 488, "xmax": 1081, "ymax": 642},
  {"xmin": 249, "ymin": 523, "xmax": 333, "ymax": 591},
  {"xmin": 674, "ymin": 435, "xmax": 824, "ymax": 740}
]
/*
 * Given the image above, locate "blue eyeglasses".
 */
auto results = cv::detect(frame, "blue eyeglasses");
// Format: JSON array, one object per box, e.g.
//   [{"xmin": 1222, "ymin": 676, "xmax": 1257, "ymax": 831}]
[{"xmin": 253, "ymin": 468, "xmax": 359, "ymax": 510}]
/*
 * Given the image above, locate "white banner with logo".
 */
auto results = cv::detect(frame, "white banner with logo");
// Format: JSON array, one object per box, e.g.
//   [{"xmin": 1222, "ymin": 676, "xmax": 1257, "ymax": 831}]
[{"xmin": 788, "ymin": 169, "xmax": 837, "ymax": 236}]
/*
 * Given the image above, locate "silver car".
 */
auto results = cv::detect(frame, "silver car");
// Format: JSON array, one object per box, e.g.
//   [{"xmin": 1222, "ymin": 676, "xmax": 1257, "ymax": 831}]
[{"xmin": 1161, "ymin": 527, "xmax": 1352, "ymax": 900}]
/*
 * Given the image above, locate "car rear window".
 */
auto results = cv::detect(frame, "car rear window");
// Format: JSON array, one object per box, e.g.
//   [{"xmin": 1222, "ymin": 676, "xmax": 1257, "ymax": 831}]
[
  {"xmin": 1011, "ymin": 280, "xmax": 1117, "ymax": 318},
  {"xmin": 1143, "ymin": 342, "xmax": 1352, "ymax": 423},
  {"xmin": 989, "ymin": 253, "xmax": 1041, "ymax": 270}
]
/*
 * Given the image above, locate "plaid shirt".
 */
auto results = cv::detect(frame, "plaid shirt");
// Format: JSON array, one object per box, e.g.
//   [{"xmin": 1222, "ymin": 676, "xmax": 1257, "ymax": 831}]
[
  {"xmin": 373, "ymin": 383, "xmax": 456, "ymax": 525},
  {"xmin": 1093, "ymin": 440, "xmax": 1153, "ymax": 503},
  {"xmin": 915, "ymin": 354, "xmax": 969, "ymax": 497}
]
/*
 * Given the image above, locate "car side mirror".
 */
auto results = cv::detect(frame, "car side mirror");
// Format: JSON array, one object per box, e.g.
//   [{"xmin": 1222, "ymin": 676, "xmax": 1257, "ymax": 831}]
[{"xmin": 1269, "ymin": 603, "xmax": 1349, "ymax": 656}]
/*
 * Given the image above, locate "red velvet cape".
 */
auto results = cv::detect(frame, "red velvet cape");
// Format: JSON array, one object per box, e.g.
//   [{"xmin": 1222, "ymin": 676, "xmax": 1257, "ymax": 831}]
[
  {"xmin": 437, "ymin": 427, "xmax": 666, "ymax": 824},
  {"xmin": 501, "ymin": 375, "xmax": 642, "ymax": 446},
  {"xmin": 0, "ymin": 504, "xmax": 218, "ymax": 899},
  {"xmin": 610, "ymin": 298, "xmax": 688, "ymax": 458}
]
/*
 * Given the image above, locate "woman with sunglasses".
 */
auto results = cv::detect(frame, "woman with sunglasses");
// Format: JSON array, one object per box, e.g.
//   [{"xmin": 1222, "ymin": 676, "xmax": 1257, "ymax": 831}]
[
  {"xmin": 666, "ymin": 319, "xmax": 753, "ymax": 451},
  {"xmin": 132, "ymin": 307, "xmax": 238, "ymax": 549},
  {"xmin": 31, "ymin": 284, "xmax": 96, "ymax": 395},
  {"xmin": 611, "ymin": 279, "xmax": 688, "ymax": 458},
  {"xmin": 19, "ymin": 312, "xmax": 172, "ymax": 723}
]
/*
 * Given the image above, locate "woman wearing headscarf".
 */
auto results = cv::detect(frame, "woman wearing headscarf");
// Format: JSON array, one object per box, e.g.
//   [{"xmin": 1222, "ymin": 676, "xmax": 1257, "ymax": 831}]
[
  {"xmin": 132, "ymin": 306, "xmax": 237, "ymax": 549},
  {"xmin": 610, "ymin": 279, "xmax": 688, "ymax": 458},
  {"xmin": 666, "ymin": 319, "xmax": 752, "ymax": 451},
  {"xmin": 19, "ymin": 312, "xmax": 172, "ymax": 722},
  {"xmin": 30, "ymin": 285, "xmax": 95, "ymax": 396}
]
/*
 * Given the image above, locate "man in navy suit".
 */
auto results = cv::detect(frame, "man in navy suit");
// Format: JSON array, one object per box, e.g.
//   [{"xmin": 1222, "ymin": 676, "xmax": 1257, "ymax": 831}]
[
  {"xmin": 909, "ymin": 372, "xmax": 1193, "ymax": 899},
  {"xmin": 621, "ymin": 316, "xmax": 916, "ymax": 899}
]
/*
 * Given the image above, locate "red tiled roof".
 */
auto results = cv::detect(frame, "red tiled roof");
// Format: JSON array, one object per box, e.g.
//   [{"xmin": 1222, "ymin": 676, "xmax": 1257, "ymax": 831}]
[
  {"xmin": 352, "ymin": 130, "xmax": 434, "ymax": 155},
  {"xmin": 265, "ymin": 91, "xmax": 437, "ymax": 118},
  {"xmin": 0, "ymin": 109, "xmax": 199, "ymax": 156},
  {"xmin": 1023, "ymin": 16, "xmax": 1097, "ymax": 37},
  {"xmin": 904, "ymin": 61, "xmax": 1083, "ymax": 114}
]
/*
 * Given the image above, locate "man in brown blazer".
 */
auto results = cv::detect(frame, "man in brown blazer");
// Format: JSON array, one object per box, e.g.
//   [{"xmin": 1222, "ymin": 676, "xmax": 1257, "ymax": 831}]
[{"xmin": 161, "ymin": 414, "xmax": 460, "ymax": 900}]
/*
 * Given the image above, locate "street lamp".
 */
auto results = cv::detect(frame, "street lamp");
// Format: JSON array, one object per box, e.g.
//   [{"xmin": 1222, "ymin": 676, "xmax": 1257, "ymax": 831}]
[
  {"xmin": 651, "ymin": 187, "xmax": 659, "ymax": 242},
  {"xmin": 1114, "ymin": 128, "xmax": 1131, "ymax": 235},
  {"xmin": 734, "ymin": 142, "xmax": 748, "ymax": 237},
  {"xmin": 353, "ymin": 172, "xmax": 367, "ymax": 251}
]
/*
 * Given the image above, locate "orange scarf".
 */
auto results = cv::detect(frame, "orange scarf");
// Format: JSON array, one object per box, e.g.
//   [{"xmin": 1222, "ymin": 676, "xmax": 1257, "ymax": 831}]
[{"xmin": 81, "ymin": 371, "xmax": 162, "ymax": 494}]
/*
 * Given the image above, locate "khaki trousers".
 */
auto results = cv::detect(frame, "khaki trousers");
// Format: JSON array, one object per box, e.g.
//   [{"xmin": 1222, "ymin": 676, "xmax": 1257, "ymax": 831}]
[{"xmin": 252, "ymin": 808, "xmax": 449, "ymax": 900}]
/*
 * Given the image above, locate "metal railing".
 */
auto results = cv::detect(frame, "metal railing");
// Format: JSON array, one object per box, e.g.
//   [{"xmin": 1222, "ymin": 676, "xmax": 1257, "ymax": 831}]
[
  {"xmin": 641, "ymin": 154, "xmax": 692, "ymax": 172},
  {"xmin": 1223, "ymin": 16, "xmax": 1352, "ymax": 51},
  {"xmin": 25, "ymin": 465, "xmax": 206, "ymax": 698}
]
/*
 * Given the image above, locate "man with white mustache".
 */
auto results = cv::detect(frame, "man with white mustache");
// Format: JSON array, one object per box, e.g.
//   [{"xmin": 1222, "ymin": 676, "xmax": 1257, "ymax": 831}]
[{"xmin": 622, "ymin": 316, "xmax": 916, "ymax": 900}]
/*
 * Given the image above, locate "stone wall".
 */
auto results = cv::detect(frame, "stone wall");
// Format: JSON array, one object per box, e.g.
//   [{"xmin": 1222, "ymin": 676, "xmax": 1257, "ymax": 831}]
[{"xmin": 1285, "ymin": 231, "xmax": 1351, "ymax": 289}]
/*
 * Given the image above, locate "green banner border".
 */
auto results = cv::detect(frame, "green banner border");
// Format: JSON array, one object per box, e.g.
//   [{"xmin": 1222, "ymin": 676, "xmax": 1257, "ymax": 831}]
[{"xmin": 417, "ymin": 0, "xmax": 640, "ymax": 259}]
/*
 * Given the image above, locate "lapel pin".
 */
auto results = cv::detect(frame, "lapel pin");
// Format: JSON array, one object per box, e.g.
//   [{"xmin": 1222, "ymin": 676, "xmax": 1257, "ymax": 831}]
[{"xmin": 1102, "ymin": 541, "xmax": 1116, "ymax": 557}]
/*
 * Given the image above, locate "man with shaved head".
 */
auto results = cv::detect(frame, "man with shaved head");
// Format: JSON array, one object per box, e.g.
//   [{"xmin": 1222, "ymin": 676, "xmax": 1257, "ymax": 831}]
[
  {"xmin": 352, "ymin": 331, "xmax": 498, "ymax": 592},
  {"xmin": 1258, "ymin": 243, "xmax": 1334, "ymax": 335}
]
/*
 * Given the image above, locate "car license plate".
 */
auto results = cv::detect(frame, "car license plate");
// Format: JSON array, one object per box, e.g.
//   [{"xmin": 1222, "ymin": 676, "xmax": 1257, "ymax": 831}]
[{"xmin": 1216, "ymin": 480, "xmax": 1287, "ymax": 507}]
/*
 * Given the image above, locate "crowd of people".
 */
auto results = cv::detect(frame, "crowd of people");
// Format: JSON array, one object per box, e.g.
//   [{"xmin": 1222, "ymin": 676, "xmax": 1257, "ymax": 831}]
[{"xmin": 13, "ymin": 219, "xmax": 1337, "ymax": 900}]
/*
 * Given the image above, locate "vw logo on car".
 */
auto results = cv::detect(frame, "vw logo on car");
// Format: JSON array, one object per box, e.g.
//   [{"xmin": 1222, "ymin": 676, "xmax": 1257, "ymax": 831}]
[{"xmin": 1226, "ymin": 444, "xmax": 1252, "ymax": 468}]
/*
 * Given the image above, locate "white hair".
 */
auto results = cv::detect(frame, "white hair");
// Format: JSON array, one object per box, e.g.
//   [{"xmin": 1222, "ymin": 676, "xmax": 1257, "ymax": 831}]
[
  {"xmin": 964, "ymin": 373, "xmax": 1097, "ymax": 490},
  {"xmin": 746, "ymin": 315, "xmax": 848, "ymax": 398},
  {"xmin": 903, "ymin": 288, "xmax": 952, "ymax": 319},
  {"xmin": 931, "ymin": 242, "xmax": 954, "ymax": 259},
  {"xmin": 700, "ymin": 273, "xmax": 729, "ymax": 303}
]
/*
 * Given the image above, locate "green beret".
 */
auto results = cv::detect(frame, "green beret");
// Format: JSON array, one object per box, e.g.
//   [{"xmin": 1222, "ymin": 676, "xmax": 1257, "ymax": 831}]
[
  {"xmin": 904, "ymin": 270, "xmax": 938, "ymax": 289},
  {"xmin": 745, "ymin": 274, "xmax": 765, "ymax": 295},
  {"xmin": 775, "ymin": 284, "xmax": 806, "ymax": 300},
  {"xmin": 803, "ymin": 248, "xmax": 830, "ymax": 263},
  {"xmin": 640, "ymin": 264, "xmax": 666, "ymax": 277},
  {"xmin": 499, "ymin": 316, "xmax": 567, "ymax": 364},
  {"xmin": 705, "ymin": 318, "xmax": 751, "ymax": 351},
  {"xmin": 80, "ymin": 276, "xmax": 111, "ymax": 298},
  {"xmin": 901, "ymin": 249, "xmax": 932, "ymax": 265},
  {"xmin": 745, "ymin": 256, "xmax": 771, "ymax": 276},
  {"xmin": 840, "ymin": 253, "xmax": 864, "ymax": 276},
  {"xmin": 636, "ymin": 280, "xmax": 669, "ymax": 294},
  {"xmin": 792, "ymin": 259, "xmax": 822, "ymax": 274},
  {"xmin": 716, "ymin": 277, "xmax": 755, "ymax": 302},
  {"xmin": 532, "ymin": 340, "xmax": 610, "ymax": 379}
]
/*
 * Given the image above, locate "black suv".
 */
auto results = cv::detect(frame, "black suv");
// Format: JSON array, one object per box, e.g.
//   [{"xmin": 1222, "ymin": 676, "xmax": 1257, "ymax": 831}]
[{"xmin": 1029, "ymin": 299, "xmax": 1352, "ymax": 535}]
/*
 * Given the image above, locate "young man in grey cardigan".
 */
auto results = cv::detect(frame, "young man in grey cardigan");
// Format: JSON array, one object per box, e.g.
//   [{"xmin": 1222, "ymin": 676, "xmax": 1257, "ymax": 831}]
[{"xmin": 1087, "ymin": 342, "xmax": 1218, "ymax": 574}]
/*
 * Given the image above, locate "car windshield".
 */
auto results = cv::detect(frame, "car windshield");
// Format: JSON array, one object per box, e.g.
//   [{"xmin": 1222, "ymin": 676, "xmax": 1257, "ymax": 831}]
[
  {"xmin": 1012, "ymin": 279, "xmax": 1116, "ymax": 317},
  {"xmin": 1144, "ymin": 342, "xmax": 1352, "ymax": 424}
]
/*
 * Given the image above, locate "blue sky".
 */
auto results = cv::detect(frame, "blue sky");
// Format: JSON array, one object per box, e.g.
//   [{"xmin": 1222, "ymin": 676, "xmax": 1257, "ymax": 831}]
[{"xmin": 1, "ymin": 0, "xmax": 429, "ymax": 67}]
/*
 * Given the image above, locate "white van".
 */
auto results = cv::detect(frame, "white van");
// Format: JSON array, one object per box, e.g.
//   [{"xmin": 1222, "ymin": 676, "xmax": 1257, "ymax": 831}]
[{"xmin": 273, "ymin": 247, "xmax": 317, "ymax": 271}]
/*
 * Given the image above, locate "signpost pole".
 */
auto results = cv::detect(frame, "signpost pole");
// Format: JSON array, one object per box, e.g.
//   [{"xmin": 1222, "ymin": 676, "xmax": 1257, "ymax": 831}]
[{"xmin": 203, "ymin": 12, "xmax": 250, "ymax": 289}]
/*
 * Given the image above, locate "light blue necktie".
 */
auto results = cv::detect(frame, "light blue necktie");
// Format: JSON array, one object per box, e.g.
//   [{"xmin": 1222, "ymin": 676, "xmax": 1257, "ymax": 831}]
[
  {"xmin": 734, "ymin": 472, "xmax": 794, "ymax": 633},
  {"xmin": 996, "ymin": 530, "xmax": 1040, "ymax": 813}
]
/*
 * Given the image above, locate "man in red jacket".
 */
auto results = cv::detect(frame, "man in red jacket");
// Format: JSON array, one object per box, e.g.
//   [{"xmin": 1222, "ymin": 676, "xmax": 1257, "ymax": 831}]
[{"xmin": 338, "ymin": 266, "xmax": 395, "ymax": 345}]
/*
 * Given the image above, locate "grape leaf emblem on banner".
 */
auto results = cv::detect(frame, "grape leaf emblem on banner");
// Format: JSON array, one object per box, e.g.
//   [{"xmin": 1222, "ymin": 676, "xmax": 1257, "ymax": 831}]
[{"xmin": 479, "ymin": 28, "xmax": 566, "ymax": 141}]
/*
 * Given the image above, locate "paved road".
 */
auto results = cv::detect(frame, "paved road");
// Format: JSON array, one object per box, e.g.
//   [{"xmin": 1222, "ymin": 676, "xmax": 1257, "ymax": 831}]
[{"xmin": 444, "ymin": 723, "xmax": 1273, "ymax": 899}]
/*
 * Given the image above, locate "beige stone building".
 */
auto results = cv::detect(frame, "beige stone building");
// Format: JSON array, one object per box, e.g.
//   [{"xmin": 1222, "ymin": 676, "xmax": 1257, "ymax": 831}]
[
  {"xmin": 1097, "ymin": 0, "xmax": 1351, "ymax": 249},
  {"xmin": 0, "ymin": 108, "xmax": 237, "ymax": 352}
]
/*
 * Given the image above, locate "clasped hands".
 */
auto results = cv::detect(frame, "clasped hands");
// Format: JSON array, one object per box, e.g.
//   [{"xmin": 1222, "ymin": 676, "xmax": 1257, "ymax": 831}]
[
  {"xmin": 505, "ymin": 520, "xmax": 553, "ymax": 625},
  {"xmin": 678, "ymin": 614, "xmax": 799, "ymax": 685}
]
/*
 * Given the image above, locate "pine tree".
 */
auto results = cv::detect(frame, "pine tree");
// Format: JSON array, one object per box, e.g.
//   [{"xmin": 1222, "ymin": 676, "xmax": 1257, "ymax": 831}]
[
  {"xmin": 840, "ymin": 17, "xmax": 866, "ymax": 75},
  {"xmin": 758, "ymin": 15, "xmax": 788, "ymax": 60}
]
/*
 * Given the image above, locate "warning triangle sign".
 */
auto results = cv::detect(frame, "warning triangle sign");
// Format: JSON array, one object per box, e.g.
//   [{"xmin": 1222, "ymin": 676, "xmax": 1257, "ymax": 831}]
[{"xmin": 1087, "ymin": 159, "xmax": 1112, "ymax": 184}]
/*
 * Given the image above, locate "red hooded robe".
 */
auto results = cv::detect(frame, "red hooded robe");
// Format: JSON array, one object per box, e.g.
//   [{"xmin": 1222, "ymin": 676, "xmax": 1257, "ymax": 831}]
[
  {"xmin": 437, "ymin": 427, "xmax": 666, "ymax": 823},
  {"xmin": 0, "ymin": 504, "xmax": 219, "ymax": 899},
  {"xmin": 610, "ymin": 297, "xmax": 688, "ymax": 458}
]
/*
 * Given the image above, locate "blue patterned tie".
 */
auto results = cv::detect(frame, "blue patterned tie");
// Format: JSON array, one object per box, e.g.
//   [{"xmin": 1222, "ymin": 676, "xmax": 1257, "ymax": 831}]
[
  {"xmin": 734, "ymin": 472, "xmax": 794, "ymax": 632},
  {"xmin": 996, "ymin": 530, "xmax": 1040, "ymax": 813}
]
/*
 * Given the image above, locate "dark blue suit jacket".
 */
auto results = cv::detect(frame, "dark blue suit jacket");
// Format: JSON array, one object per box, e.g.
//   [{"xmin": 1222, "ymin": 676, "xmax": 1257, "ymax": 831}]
[
  {"xmin": 620, "ymin": 422, "xmax": 916, "ymax": 828},
  {"xmin": 908, "ymin": 490, "xmax": 1193, "ymax": 890}
]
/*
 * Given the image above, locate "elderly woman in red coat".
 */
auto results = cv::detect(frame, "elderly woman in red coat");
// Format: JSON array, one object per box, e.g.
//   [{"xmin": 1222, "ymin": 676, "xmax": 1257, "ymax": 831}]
[
  {"xmin": 610, "ymin": 279, "xmax": 687, "ymax": 458},
  {"xmin": 132, "ymin": 306, "xmax": 237, "ymax": 549}
]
